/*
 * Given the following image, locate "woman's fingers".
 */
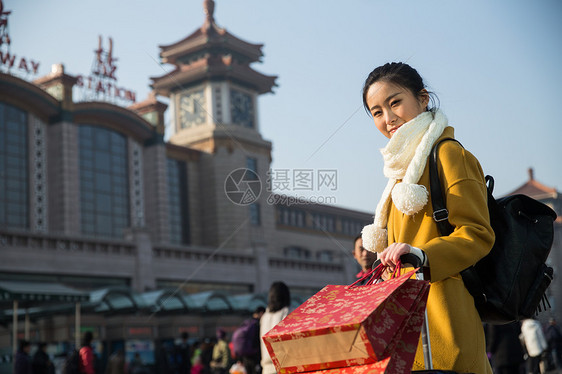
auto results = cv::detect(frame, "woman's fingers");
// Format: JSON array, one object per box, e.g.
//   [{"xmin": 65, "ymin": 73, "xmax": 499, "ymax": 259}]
[{"xmin": 379, "ymin": 243, "xmax": 411, "ymax": 268}]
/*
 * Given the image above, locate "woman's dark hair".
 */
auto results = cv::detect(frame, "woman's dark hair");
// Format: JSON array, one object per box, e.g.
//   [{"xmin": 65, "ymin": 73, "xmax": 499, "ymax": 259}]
[
  {"xmin": 268, "ymin": 281, "xmax": 291, "ymax": 313},
  {"xmin": 362, "ymin": 62, "xmax": 439, "ymax": 115}
]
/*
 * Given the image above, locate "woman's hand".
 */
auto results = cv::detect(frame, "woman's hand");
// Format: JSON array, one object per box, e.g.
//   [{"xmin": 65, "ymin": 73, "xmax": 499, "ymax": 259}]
[{"xmin": 378, "ymin": 242, "xmax": 411, "ymax": 270}]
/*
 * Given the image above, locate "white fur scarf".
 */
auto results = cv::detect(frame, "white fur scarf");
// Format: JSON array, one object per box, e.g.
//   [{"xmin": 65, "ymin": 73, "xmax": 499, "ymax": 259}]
[{"xmin": 362, "ymin": 109, "xmax": 448, "ymax": 253}]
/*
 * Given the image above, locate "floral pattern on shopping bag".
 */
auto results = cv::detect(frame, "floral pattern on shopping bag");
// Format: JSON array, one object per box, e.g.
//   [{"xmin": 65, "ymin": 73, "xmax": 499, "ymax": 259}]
[
  {"xmin": 302, "ymin": 285, "xmax": 430, "ymax": 374},
  {"xmin": 263, "ymin": 270, "xmax": 430, "ymax": 374}
]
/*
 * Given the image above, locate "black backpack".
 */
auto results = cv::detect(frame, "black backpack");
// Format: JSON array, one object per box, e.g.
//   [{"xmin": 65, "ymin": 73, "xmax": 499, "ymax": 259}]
[
  {"xmin": 62, "ymin": 349, "xmax": 81, "ymax": 374},
  {"xmin": 429, "ymin": 138, "xmax": 557, "ymax": 324}
]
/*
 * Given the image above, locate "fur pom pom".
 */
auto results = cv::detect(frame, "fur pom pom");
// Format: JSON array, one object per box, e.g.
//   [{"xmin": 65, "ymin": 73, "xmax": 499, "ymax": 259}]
[
  {"xmin": 391, "ymin": 183, "xmax": 428, "ymax": 216},
  {"xmin": 361, "ymin": 224, "xmax": 388, "ymax": 253}
]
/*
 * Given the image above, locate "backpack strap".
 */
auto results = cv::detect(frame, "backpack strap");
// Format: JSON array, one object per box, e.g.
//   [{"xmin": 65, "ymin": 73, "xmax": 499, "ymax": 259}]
[
  {"xmin": 429, "ymin": 138, "xmax": 462, "ymax": 235},
  {"xmin": 429, "ymin": 138, "xmax": 490, "ymax": 306}
]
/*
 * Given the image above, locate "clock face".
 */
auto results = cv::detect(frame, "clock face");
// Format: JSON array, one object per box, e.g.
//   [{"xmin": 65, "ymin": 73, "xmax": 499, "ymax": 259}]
[
  {"xmin": 230, "ymin": 89, "xmax": 254, "ymax": 128},
  {"xmin": 179, "ymin": 90, "xmax": 206, "ymax": 128}
]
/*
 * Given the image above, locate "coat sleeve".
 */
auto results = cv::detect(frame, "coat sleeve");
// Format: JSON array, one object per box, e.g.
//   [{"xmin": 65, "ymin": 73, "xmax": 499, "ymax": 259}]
[{"xmin": 420, "ymin": 140, "xmax": 495, "ymax": 282}]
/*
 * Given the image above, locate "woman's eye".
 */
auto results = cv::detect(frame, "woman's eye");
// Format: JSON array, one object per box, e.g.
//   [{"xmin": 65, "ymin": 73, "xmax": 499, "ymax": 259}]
[
  {"xmin": 372, "ymin": 110, "xmax": 382, "ymax": 117},
  {"xmin": 390, "ymin": 100, "xmax": 401, "ymax": 107}
]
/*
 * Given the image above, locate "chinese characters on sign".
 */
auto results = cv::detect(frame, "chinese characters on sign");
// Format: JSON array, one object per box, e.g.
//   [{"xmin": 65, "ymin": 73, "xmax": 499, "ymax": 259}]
[{"xmin": 76, "ymin": 36, "xmax": 136, "ymax": 104}]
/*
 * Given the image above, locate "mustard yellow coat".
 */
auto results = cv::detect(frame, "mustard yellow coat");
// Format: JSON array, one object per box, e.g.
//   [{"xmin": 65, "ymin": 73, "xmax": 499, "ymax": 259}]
[{"xmin": 388, "ymin": 127, "xmax": 494, "ymax": 374}]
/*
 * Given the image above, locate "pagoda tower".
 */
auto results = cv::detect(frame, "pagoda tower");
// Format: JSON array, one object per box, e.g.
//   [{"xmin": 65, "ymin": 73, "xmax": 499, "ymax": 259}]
[
  {"xmin": 150, "ymin": 0, "xmax": 277, "ymax": 259},
  {"xmin": 150, "ymin": 0, "xmax": 277, "ymax": 151}
]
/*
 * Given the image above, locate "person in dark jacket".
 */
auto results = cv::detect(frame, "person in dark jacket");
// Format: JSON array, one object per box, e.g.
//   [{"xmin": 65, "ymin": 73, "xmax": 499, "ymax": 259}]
[
  {"xmin": 487, "ymin": 322, "xmax": 525, "ymax": 374},
  {"xmin": 546, "ymin": 318, "xmax": 562, "ymax": 369},
  {"xmin": 32, "ymin": 342, "xmax": 54, "ymax": 374},
  {"xmin": 175, "ymin": 332, "xmax": 192, "ymax": 374},
  {"xmin": 15, "ymin": 340, "xmax": 32, "ymax": 374}
]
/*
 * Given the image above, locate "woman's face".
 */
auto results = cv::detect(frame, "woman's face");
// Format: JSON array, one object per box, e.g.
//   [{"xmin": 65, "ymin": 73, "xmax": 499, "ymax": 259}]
[{"xmin": 365, "ymin": 81, "xmax": 428, "ymax": 139}]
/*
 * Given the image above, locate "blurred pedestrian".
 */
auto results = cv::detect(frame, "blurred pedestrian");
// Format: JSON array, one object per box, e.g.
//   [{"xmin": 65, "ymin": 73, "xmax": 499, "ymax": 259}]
[
  {"xmin": 521, "ymin": 318, "xmax": 548, "ymax": 374},
  {"xmin": 232, "ymin": 306, "xmax": 265, "ymax": 374},
  {"xmin": 128, "ymin": 353, "xmax": 148, "ymax": 374},
  {"xmin": 15, "ymin": 340, "xmax": 32, "ymax": 374},
  {"xmin": 352, "ymin": 234, "xmax": 377, "ymax": 285},
  {"xmin": 487, "ymin": 322, "xmax": 524, "ymax": 374},
  {"xmin": 32, "ymin": 342, "xmax": 54, "ymax": 374},
  {"xmin": 176, "ymin": 332, "xmax": 192, "ymax": 374},
  {"xmin": 200, "ymin": 338, "xmax": 214, "ymax": 374},
  {"xmin": 105, "ymin": 349, "xmax": 125, "ymax": 374},
  {"xmin": 80, "ymin": 332, "xmax": 96, "ymax": 374},
  {"xmin": 546, "ymin": 317, "xmax": 562, "ymax": 370},
  {"xmin": 210, "ymin": 329, "xmax": 230, "ymax": 374},
  {"xmin": 260, "ymin": 282, "xmax": 291, "ymax": 374},
  {"xmin": 191, "ymin": 355, "xmax": 204, "ymax": 374}
]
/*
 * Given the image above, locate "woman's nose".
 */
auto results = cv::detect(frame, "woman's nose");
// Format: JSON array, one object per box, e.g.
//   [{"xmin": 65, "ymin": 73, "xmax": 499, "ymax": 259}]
[{"xmin": 384, "ymin": 111, "xmax": 396, "ymax": 125}]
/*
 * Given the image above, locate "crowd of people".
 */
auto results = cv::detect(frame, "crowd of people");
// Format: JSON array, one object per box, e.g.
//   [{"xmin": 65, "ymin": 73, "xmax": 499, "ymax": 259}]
[
  {"xmin": 10, "ymin": 232, "xmax": 562, "ymax": 374},
  {"xmin": 11, "ymin": 270, "xmax": 562, "ymax": 374},
  {"xmin": 14, "ymin": 341, "xmax": 55, "ymax": 374},
  {"xmin": 12, "ymin": 284, "xmax": 284, "ymax": 374}
]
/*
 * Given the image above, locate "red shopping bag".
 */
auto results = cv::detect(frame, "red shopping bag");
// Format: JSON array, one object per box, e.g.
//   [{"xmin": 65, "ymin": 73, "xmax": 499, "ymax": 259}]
[
  {"xmin": 302, "ymin": 284, "xmax": 429, "ymax": 374},
  {"xmin": 262, "ymin": 268, "xmax": 430, "ymax": 374}
]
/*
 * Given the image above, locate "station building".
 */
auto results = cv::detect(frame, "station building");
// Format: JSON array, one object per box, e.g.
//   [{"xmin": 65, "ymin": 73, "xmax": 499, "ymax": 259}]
[{"xmin": 0, "ymin": 1, "xmax": 371, "ymax": 369}]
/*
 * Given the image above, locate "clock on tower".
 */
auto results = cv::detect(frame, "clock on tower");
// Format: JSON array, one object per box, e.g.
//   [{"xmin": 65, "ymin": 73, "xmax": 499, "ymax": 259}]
[
  {"xmin": 179, "ymin": 90, "xmax": 206, "ymax": 128},
  {"xmin": 230, "ymin": 89, "xmax": 254, "ymax": 128}
]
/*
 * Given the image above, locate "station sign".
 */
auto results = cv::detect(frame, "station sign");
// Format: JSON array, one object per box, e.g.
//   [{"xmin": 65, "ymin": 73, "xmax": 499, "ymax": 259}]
[
  {"xmin": 0, "ymin": 1, "xmax": 41, "ymax": 77},
  {"xmin": 76, "ymin": 36, "xmax": 137, "ymax": 104}
]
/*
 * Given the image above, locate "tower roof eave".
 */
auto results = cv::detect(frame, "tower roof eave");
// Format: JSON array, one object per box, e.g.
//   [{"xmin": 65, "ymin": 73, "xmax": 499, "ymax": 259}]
[
  {"xmin": 505, "ymin": 179, "xmax": 558, "ymax": 199},
  {"xmin": 159, "ymin": 24, "xmax": 263, "ymax": 65},
  {"xmin": 150, "ymin": 58, "xmax": 277, "ymax": 96}
]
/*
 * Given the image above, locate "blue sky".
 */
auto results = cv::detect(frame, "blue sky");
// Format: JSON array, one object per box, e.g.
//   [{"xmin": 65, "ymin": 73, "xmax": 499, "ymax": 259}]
[{"xmin": 4, "ymin": 0, "xmax": 562, "ymax": 213}]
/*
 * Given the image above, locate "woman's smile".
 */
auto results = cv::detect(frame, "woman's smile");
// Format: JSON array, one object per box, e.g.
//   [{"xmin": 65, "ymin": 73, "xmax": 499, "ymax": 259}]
[{"xmin": 388, "ymin": 124, "xmax": 403, "ymax": 136}]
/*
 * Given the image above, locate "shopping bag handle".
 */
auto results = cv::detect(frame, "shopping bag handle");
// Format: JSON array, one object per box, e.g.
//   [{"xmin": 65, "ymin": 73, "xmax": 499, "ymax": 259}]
[
  {"xmin": 349, "ymin": 260, "xmax": 405, "ymax": 288},
  {"xmin": 400, "ymin": 253, "xmax": 423, "ymax": 268},
  {"xmin": 371, "ymin": 254, "xmax": 422, "ymax": 270}
]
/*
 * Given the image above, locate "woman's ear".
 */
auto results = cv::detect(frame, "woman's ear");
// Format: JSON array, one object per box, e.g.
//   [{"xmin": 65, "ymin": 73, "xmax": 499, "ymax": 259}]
[{"xmin": 419, "ymin": 89, "xmax": 430, "ymax": 109}]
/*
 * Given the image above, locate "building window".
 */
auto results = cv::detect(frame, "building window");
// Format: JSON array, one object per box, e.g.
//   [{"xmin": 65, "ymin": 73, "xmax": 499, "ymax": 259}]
[
  {"xmin": 79, "ymin": 125, "xmax": 129, "ymax": 238},
  {"xmin": 297, "ymin": 211, "xmax": 305, "ymax": 227},
  {"xmin": 284, "ymin": 246, "xmax": 310, "ymax": 260},
  {"xmin": 317, "ymin": 250, "xmax": 334, "ymax": 262},
  {"xmin": 167, "ymin": 158, "xmax": 190, "ymax": 244},
  {"xmin": 250, "ymin": 203, "xmax": 261, "ymax": 225},
  {"xmin": 290, "ymin": 210, "xmax": 296, "ymax": 226},
  {"xmin": 326, "ymin": 216, "xmax": 334, "ymax": 232},
  {"xmin": 0, "ymin": 102, "xmax": 28, "ymax": 229},
  {"xmin": 283, "ymin": 208, "xmax": 289, "ymax": 225},
  {"xmin": 246, "ymin": 157, "xmax": 258, "ymax": 180}
]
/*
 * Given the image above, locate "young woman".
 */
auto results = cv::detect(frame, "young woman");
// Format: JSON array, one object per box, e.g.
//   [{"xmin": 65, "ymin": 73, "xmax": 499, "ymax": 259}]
[{"xmin": 361, "ymin": 62, "xmax": 494, "ymax": 374}]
